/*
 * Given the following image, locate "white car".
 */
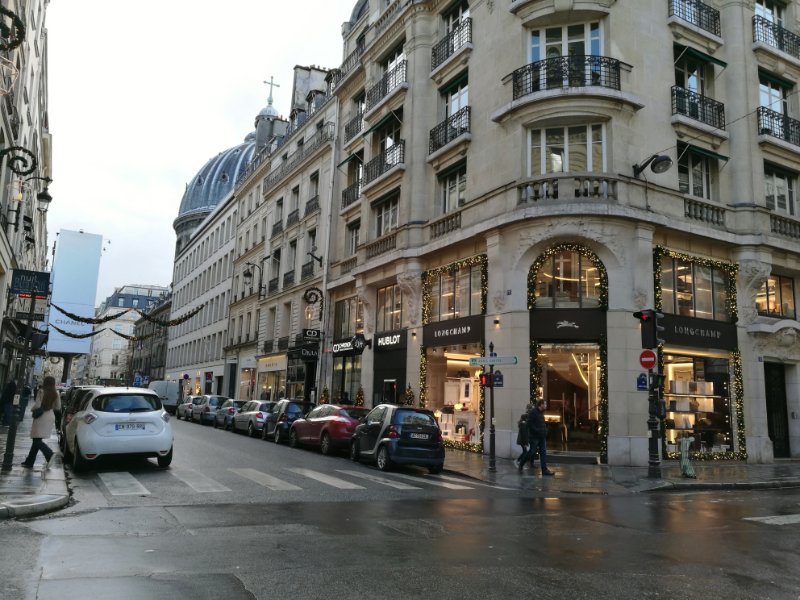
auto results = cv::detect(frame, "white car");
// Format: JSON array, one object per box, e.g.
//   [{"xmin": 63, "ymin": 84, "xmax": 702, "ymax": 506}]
[{"xmin": 64, "ymin": 387, "xmax": 173, "ymax": 471}]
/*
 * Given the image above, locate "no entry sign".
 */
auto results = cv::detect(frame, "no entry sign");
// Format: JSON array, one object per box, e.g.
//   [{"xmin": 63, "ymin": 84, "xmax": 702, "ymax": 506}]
[{"xmin": 639, "ymin": 349, "xmax": 657, "ymax": 370}]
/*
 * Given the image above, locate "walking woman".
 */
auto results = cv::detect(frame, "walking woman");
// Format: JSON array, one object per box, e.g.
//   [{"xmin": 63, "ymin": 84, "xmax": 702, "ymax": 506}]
[
  {"xmin": 21, "ymin": 376, "xmax": 60, "ymax": 469},
  {"xmin": 515, "ymin": 413, "xmax": 530, "ymax": 472}
]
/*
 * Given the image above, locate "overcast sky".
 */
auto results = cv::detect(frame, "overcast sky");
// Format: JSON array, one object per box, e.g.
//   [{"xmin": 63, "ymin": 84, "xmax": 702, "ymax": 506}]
[{"xmin": 46, "ymin": 0, "xmax": 355, "ymax": 305}]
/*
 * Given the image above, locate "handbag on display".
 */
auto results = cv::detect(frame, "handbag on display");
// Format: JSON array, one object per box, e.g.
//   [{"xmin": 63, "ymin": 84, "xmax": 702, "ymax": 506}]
[{"xmin": 31, "ymin": 407, "xmax": 44, "ymax": 419}]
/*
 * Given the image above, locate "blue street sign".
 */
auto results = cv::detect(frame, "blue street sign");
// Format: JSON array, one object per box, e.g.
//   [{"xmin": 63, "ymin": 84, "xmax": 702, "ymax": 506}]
[
  {"xmin": 636, "ymin": 373, "xmax": 648, "ymax": 391},
  {"xmin": 133, "ymin": 374, "xmax": 142, "ymax": 387},
  {"xmin": 493, "ymin": 370, "xmax": 504, "ymax": 388}
]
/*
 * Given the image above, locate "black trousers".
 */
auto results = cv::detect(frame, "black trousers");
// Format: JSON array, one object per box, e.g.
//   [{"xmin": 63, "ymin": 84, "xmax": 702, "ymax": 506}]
[{"xmin": 23, "ymin": 438, "xmax": 53, "ymax": 466}]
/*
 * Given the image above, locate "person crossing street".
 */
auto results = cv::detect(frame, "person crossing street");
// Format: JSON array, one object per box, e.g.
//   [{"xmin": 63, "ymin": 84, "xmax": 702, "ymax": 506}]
[{"xmin": 527, "ymin": 400, "xmax": 555, "ymax": 476}]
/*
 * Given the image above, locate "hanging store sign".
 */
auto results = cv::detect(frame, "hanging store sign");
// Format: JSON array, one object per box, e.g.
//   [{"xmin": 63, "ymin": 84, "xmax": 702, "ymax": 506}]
[
  {"xmin": 529, "ymin": 309, "xmax": 606, "ymax": 341},
  {"xmin": 332, "ymin": 334, "xmax": 370, "ymax": 357},
  {"xmin": 288, "ymin": 344, "xmax": 319, "ymax": 362},
  {"xmin": 10, "ymin": 269, "xmax": 50, "ymax": 298},
  {"xmin": 661, "ymin": 315, "xmax": 737, "ymax": 350},
  {"xmin": 423, "ymin": 314, "xmax": 485, "ymax": 347},
  {"xmin": 302, "ymin": 329, "xmax": 321, "ymax": 341},
  {"xmin": 375, "ymin": 329, "xmax": 407, "ymax": 351}
]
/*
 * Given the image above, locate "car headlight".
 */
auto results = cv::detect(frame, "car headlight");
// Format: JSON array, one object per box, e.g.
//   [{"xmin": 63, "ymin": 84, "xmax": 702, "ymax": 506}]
[{"xmin": 162, "ymin": 411, "xmax": 170, "ymax": 423}]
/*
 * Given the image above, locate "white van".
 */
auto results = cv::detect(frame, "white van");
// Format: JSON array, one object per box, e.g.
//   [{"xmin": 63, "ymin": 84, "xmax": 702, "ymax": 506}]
[{"xmin": 147, "ymin": 380, "xmax": 181, "ymax": 415}]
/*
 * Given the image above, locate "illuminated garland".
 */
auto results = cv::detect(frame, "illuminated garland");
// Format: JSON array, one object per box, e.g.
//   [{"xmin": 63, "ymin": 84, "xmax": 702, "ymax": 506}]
[
  {"xmin": 653, "ymin": 246, "xmax": 738, "ymax": 322},
  {"xmin": 598, "ymin": 334, "xmax": 609, "ymax": 464},
  {"xmin": 51, "ymin": 303, "xmax": 130, "ymax": 325},
  {"xmin": 419, "ymin": 349, "xmax": 427, "ymax": 408},
  {"xmin": 421, "ymin": 254, "xmax": 488, "ymax": 324},
  {"xmin": 48, "ymin": 323, "xmax": 103, "ymax": 339},
  {"xmin": 0, "ymin": 7, "xmax": 25, "ymax": 51},
  {"xmin": 134, "ymin": 304, "xmax": 203, "ymax": 327},
  {"xmin": 355, "ymin": 386, "xmax": 365, "ymax": 407},
  {"xmin": 527, "ymin": 243, "xmax": 608, "ymax": 310}
]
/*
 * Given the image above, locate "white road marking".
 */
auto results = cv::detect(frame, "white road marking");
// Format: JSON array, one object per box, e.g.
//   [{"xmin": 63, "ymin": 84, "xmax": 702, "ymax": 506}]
[
  {"xmin": 97, "ymin": 472, "xmax": 150, "ymax": 496},
  {"xmin": 169, "ymin": 469, "xmax": 231, "ymax": 492},
  {"xmin": 288, "ymin": 468, "xmax": 365, "ymax": 489},
  {"xmin": 744, "ymin": 514, "xmax": 800, "ymax": 526},
  {"xmin": 432, "ymin": 473, "xmax": 516, "ymax": 491},
  {"xmin": 386, "ymin": 472, "xmax": 473, "ymax": 490},
  {"xmin": 336, "ymin": 470, "xmax": 422, "ymax": 490},
  {"xmin": 229, "ymin": 468, "xmax": 302, "ymax": 491}
]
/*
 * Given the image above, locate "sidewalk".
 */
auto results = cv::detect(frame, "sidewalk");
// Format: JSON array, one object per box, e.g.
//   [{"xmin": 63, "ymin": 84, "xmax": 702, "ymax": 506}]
[{"xmin": 0, "ymin": 414, "xmax": 70, "ymax": 519}]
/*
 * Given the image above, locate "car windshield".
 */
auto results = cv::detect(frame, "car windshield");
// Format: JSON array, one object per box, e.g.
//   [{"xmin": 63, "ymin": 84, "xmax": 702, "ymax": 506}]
[
  {"xmin": 394, "ymin": 409, "xmax": 436, "ymax": 427},
  {"xmin": 340, "ymin": 408, "xmax": 370, "ymax": 419},
  {"xmin": 93, "ymin": 394, "xmax": 161, "ymax": 413}
]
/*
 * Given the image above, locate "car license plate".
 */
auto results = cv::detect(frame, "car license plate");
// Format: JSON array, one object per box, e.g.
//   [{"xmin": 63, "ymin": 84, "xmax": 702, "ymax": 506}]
[
  {"xmin": 115, "ymin": 424, "xmax": 145, "ymax": 431},
  {"xmin": 409, "ymin": 433, "xmax": 428, "ymax": 439}
]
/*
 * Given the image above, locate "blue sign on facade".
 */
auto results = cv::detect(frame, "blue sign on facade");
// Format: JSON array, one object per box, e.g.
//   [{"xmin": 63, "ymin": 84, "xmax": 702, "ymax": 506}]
[
  {"xmin": 493, "ymin": 370, "xmax": 504, "ymax": 388},
  {"xmin": 636, "ymin": 373, "xmax": 648, "ymax": 391},
  {"xmin": 133, "ymin": 373, "xmax": 142, "ymax": 387}
]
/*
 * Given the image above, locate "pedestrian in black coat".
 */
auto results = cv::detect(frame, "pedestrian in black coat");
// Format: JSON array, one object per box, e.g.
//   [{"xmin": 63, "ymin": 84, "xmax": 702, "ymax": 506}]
[
  {"xmin": 515, "ymin": 413, "xmax": 530, "ymax": 472},
  {"xmin": 0, "ymin": 380, "xmax": 16, "ymax": 425},
  {"xmin": 527, "ymin": 400, "xmax": 555, "ymax": 476}
]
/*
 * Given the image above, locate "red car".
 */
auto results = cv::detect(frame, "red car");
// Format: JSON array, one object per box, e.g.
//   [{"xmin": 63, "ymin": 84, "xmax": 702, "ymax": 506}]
[{"xmin": 289, "ymin": 404, "xmax": 370, "ymax": 455}]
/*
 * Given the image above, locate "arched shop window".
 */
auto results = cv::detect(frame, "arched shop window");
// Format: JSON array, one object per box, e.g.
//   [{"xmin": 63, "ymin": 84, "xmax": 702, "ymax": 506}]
[{"xmin": 532, "ymin": 249, "xmax": 602, "ymax": 308}]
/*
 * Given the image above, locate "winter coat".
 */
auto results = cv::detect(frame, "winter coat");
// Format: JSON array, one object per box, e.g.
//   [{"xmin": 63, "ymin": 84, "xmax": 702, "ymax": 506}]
[
  {"xmin": 516, "ymin": 419, "xmax": 529, "ymax": 446},
  {"xmin": 29, "ymin": 389, "xmax": 60, "ymax": 439},
  {"xmin": 527, "ymin": 406, "xmax": 547, "ymax": 438}
]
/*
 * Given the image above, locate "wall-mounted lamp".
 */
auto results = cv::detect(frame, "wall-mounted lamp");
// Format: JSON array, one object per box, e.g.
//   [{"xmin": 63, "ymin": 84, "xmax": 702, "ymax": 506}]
[
  {"xmin": 632, "ymin": 154, "xmax": 673, "ymax": 178},
  {"xmin": 25, "ymin": 176, "xmax": 53, "ymax": 212},
  {"xmin": 307, "ymin": 244, "xmax": 323, "ymax": 267},
  {"xmin": 411, "ymin": 330, "xmax": 417, "ymax": 338},
  {"xmin": 243, "ymin": 262, "xmax": 266, "ymax": 299},
  {"xmin": 493, "ymin": 318, "xmax": 500, "ymax": 327}
]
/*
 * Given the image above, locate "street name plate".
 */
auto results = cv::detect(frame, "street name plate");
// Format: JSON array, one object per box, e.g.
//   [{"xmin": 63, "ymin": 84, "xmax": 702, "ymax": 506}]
[
  {"xmin": 15, "ymin": 311, "xmax": 45, "ymax": 321},
  {"xmin": 468, "ymin": 356, "xmax": 518, "ymax": 366}
]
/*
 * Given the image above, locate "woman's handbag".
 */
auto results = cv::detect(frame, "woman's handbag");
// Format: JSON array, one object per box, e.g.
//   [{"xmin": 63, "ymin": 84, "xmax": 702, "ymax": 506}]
[{"xmin": 31, "ymin": 407, "xmax": 44, "ymax": 419}]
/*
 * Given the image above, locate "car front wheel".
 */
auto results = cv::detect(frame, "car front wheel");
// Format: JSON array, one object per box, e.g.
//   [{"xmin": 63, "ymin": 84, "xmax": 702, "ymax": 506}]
[
  {"xmin": 376, "ymin": 445, "xmax": 391, "ymax": 472},
  {"xmin": 349, "ymin": 440, "xmax": 360, "ymax": 462},
  {"xmin": 320, "ymin": 433, "xmax": 332, "ymax": 456},
  {"xmin": 289, "ymin": 429, "xmax": 299, "ymax": 449},
  {"xmin": 248, "ymin": 422, "xmax": 255, "ymax": 438},
  {"xmin": 273, "ymin": 426, "xmax": 281, "ymax": 444}
]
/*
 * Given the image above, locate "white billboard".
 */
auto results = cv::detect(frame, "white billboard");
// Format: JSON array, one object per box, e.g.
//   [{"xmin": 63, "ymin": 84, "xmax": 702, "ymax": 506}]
[{"xmin": 48, "ymin": 229, "xmax": 103, "ymax": 354}]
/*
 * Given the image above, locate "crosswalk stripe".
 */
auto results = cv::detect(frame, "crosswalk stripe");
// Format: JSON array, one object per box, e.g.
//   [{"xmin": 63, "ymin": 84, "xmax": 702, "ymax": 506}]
[
  {"xmin": 97, "ymin": 472, "xmax": 150, "ymax": 496},
  {"xmin": 432, "ymin": 473, "xmax": 516, "ymax": 491},
  {"xmin": 336, "ymin": 470, "xmax": 421, "ymax": 490},
  {"xmin": 744, "ymin": 514, "xmax": 800, "ymax": 525},
  {"xmin": 229, "ymin": 468, "xmax": 302, "ymax": 491},
  {"xmin": 288, "ymin": 468, "xmax": 365, "ymax": 489},
  {"xmin": 169, "ymin": 469, "xmax": 231, "ymax": 492},
  {"xmin": 385, "ymin": 471, "xmax": 473, "ymax": 490}
]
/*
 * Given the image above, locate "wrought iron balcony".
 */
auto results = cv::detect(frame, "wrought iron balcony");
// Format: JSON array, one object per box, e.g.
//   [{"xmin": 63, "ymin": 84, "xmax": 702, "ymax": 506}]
[
  {"xmin": 757, "ymin": 106, "xmax": 800, "ymax": 147},
  {"xmin": 331, "ymin": 41, "xmax": 365, "ymax": 86},
  {"xmin": 669, "ymin": 0, "xmax": 720, "ymax": 37},
  {"xmin": 263, "ymin": 339, "xmax": 274, "ymax": 353},
  {"xmin": 271, "ymin": 220, "xmax": 284, "ymax": 237},
  {"xmin": 671, "ymin": 85, "xmax": 725, "ymax": 129},
  {"xmin": 301, "ymin": 261, "xmax": 314, "ymax": 281},
  {"xmin": 754, "ymin": 15, "xmax": 800, "ymax": 60},
  {"xmin": 512, "ymin": 55, "xmax": 623, "ymax": 100},
  {"xmin": 277, "ymin": 336, "xmax": 290, "ymax": 351},
  {"xmin": 344, "ymin": 112, "xmax": 363, "ymax": 143},
  {"xmin": 283, "ymin": 270, "xmax": 295, "ymax": 287},
  {"xmin": 268, "ymin": 277, "xmax": 279, "ymax": 294},
  {"xmin": 341, "ymin": 179, "xmax": 361, "ymax": 209},
  {"xmin": 429, "ymin": 106, "xmax": 470, "ymax": 154},
  {"xmin": 363, "ymin": 141, "xmax": 405, "ymax": 185},
  {"xmin": 304, "ymin": 195, "xmax": 320, "ymax": 217},
  {"xmin": 286, "ymin": 208, "xmax": 300, "ymax": 227},
  {"xmin": 431, "ymin": 18, "xmax": 472, "ymax": 71},
  {"xmin": 366, "ymin": 60, "xmax": 407, "ymax": 112}
]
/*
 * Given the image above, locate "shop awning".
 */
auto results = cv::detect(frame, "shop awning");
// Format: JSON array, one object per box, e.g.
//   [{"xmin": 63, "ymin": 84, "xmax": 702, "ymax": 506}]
[
  {"xmin": 336, "ymin": 153, "xmax": 360, "ymax": 168},
  {"xmin": 676, "ymin": 44, "xmax": 727, "ymax": 69},
  {"xmin": 363, "ymin": 110, "xmax": 402, "ymax": 136},
  {"xmin": 759, "ymin": 69, "xmax": 794, "ymax": 90},
  {"xmin": 686, "ymin": 143, "xmax": 728, "ymax": 163}
]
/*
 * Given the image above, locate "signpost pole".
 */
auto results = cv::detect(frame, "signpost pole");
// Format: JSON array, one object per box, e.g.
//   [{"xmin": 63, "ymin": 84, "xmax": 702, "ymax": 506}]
[
  {"xmin": 647, "ymin": 367, "xmax": 662, "ymax": 479},
  {"xmin": 488, "ymin": 342, "xmax": 496, "ymax": 473}
]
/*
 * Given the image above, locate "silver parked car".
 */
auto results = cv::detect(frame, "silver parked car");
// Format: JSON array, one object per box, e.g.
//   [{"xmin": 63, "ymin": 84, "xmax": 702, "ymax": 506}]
[
  {"xmin": 214, "ymin": 399, "xmax": 247, "ymax": 430},
  {"xmin": 191, "ymin": 395, "xmax": 230, "ymax": 425},
  {"xmin": 177, "ymin": 396, "xmax": 202, "ymax": 421},
  {"xmin": 232, "ymin": 400, "xmax": 275, "ymax": 437}
]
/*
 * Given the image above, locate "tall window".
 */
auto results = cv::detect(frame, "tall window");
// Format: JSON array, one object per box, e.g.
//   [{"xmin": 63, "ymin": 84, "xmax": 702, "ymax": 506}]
[
  {"xmin": 756, "ymin": 0, "xmax": 784, "ymax": 26},
  {"xmin": 439, "ymin": 163, "xmax": 467, "ymax": 215},
  {"xmin": 384, "ymin": 45, "xmax": 406, "ymax": 74},
  {"xmin": 288, "ymin": 240, "xmax": 297, "ymax": 273},
  {"xmin": 757, "ymin": 274, "xmax": 796, "ymax": 318},
  {"xmin": 375, "ymin": 197, "xmax": 398, "ymax": 237},
  {"xmin": 275, "ymin": 198, "xmax": 283, "ymax": 222},
  {"xmin": 529, "ymin": 125, "xmax": 605, "ymax": 175},
  {"xmin": 444, "ymin": 0, "xmax": 469, "ymax": 34},
  {"xmin": 760, "ymin": 74, "xmax": 789, "ymax": 114},
  {"xmin": 530, "ymin": 22, "xmax": 600, "ymax": 62},
  {"xmin": 660, "ymin": 255, "xmax": 730, "ymax": 321},
  {"xmin": 765, "ymin": 166, "xmax": 796, "ymax": 216},
  {"xmin": 444, "ymin": 78, "xmax": 468, "ymax": 118},
  {"xmin": 674, "ymin": 47, "xmax": 708, "ymax": 95},
  {"xmin": 309, "ymin": 171, "xmax": 319, "ymax": 198},
  {"xmin": 376, "ymin": 284, "xmax": 403, "ymax": 332},
  {"xmin": 678, "ymin": 144, "xmax": 713, "ymax": 200},
  {"xmin": 534, "ymin": 251, "xmax": 601, "ymax": 308},
  {"xmin": 429, "ymin": 263, "xmax": 483, "ymax": 322},
  {"xmin": 333, "ymin": 296, "xmax": 364, "ymax": 338},
  {"xmin": 347, "ymin": 220, "xmax": 360, "ymax": 256}
]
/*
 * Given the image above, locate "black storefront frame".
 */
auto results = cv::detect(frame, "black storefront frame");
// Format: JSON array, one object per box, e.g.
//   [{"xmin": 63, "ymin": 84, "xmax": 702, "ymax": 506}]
[{"xmin": 373, "ymin": 329, "xmax": 407, "ymax": 407}]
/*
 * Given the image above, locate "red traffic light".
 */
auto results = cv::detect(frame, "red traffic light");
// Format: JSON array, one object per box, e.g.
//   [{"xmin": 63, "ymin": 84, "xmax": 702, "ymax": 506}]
[
  {"xmin": 633, "ymin": 310, "xmax": 652, "ymax": 321},
  {"xmin": 479, "ymin": 373, "xmax": 490, "ymax": 386}
]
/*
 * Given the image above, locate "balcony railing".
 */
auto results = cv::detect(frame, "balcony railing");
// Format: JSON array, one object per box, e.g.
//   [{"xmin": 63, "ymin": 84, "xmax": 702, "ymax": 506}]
[
  {"xmin": 429, "ymin": 106, "xmax": 471, "ymax": 154},
  {"xmin": 286, "ymin": 208, "xmax": 300, "ymax": 227},
  {"xmin": 283, "ymin": 270, "xmax": 295, "ymax": 287},
  {"xmin": 341, "ymin": 179, "xmax": 361, "ymax": 209},
  {"xmin": 263, "ymin": 339, "xmax": 274, "ymax": 353},
  {"xmin": 277, "ymin": 336, "xmax": 290, "ymax": 351},
  {"xmin": 262, "ymin": 122, "xmax": 335, "ymax": 190},
  {"xmin": 304, "ymin": 195, "xmax": 320, "ymax": 216},
  {"xmin": 344, "ymin": 112, "xmax": 363, "ymax": 143},
  {"xmin": 366, "ymin": 60, "xmax": 407, "ymax": 112},
  {"xmin": 365, "ymin": 232, "xmax": 397, "ymax": 259},
  {"xmin": 431, "ymin": 18, "xmax": 472, "ymax": 71},
  {"xmin": 363, "ymin": 141, "xmax": 405, "ymax": 185},
  {"xmin": 271, "ymin": 220, "xmax": 284, "ymax": 237},
  {"xmin": 268, "ymin": 277, "xmax": 279, "ymax": 294},
  {"xmin": 754, "ymin": 15, "xmax": 800, "ymax": 60},
  {"xmin": 517, "ymin": 175, "xmax": 617, "ymax": 203},
  {"xmin": 512, "ymin": 55, "xmax": 623, "ymax": 100},
  {"xmin": 331, "ymin": 41, "xmax": 365, "ymax": 86},
  {"xmin": 757, "ymin": 106, "xmax": 800, "ymax": 148},
  {"xmin": 340, "ymin": 256, "xmax": 357, "ymax": 275},
  {"xmin": 771, "ymin": 214, "xmax": 800, "ymax": 240},
  {"xmin": 684, "ymin": 198, "xmax": 725, "ymax": 227},
  {"xmin": 301, "ymin": 261, "xmax": 314, "ymax": 281},
  {"xmin": 669, "ymin": 0, "xmax": 720, "ymax": 37},
  {"xmin": 430, "ymin": 212, "xmax": 462, "ymax": 239},
  {"xmin": 671, "ymin": 85, "xmax": 725, "ymax": 129}
]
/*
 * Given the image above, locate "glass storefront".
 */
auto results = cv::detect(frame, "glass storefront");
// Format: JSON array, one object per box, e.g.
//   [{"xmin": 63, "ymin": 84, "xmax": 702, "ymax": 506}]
[
  {"xmin": 257, "ymin": 370, "xmax": 284, "ymax": 401},
  {"xmin": 427, "ymin": 343, "xmax": 482, "ymax": 445},
  {"xmin": 238, "ymin": 367, "xmax": 256, "ymax": 401},
  {"xmin": 536, "ymin": 343, "xmax": 601, "ymax": 453},
  {"xmin": 331, "ymin": 354, "xmax": 361, "ymax": 404}
]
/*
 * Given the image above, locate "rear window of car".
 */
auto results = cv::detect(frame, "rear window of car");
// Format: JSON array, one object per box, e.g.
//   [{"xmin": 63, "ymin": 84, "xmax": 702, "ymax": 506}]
[
  {"xmin": 394, "ymin": 409, "xmax": 436, "ymax": 427},
  {"xmin": 340, "ymin": 408, "xmax": 369, "ymax": 419},
  {"xmin": 93, "ymin": 394, "xmax": 162, "ymax": 413},
  {"xmin": 259, "ymin": 402, "xmax": 275, "ymax": 412},
  {"xmin": 234, "ymin": 400, "xmax": 247, "ymax": 408},
  {"xmin": 208, "ymin": 396, "xmax": 226, "ymax": 406}
]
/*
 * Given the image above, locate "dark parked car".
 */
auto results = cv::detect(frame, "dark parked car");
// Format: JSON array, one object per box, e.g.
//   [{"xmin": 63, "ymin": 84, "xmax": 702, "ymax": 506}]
[
  {"xmin": 263, "ymin": 399, "xmax": 314, "ymax": 443},
  {"xmin": 350, "ymin": 404, "xmax": 444, "ymax": 473},
  {"xmin": 214, "ymin": 399, "xmax": 247, "ymax": 430},
  {"xmin": 290, "ymin": 404, "xmax": 370, "ymax": 455}
]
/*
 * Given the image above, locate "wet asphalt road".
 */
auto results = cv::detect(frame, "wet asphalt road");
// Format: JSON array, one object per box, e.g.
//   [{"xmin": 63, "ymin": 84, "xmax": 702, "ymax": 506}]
[{"xmin": 2, "ymin": 419, "xmax": 800, "ymax": 600}]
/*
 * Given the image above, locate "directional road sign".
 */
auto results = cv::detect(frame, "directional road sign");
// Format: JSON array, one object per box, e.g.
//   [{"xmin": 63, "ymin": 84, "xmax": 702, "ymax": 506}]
[{"xmin": 469, "ymin": 356, "xmax": 518, "ymax": 366}]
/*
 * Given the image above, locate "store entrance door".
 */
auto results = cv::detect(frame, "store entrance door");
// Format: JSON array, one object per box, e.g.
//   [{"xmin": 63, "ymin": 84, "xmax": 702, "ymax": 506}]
[
  {"xmin": 764, "ymin": 362, "xmax": 790, "ymax": 458},
  {"xmin": 382, "ymin": 379, "xmax": 397, "ymax": 404}
]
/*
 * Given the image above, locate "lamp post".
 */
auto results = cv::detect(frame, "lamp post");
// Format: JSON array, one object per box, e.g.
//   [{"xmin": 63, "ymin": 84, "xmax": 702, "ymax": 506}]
[
  {"xmin": 25, "ymin": 176, "xmax": 53, "ymax": 212},
  {"xmin": 243, "ymin": 262, "xmax": 266, "ymax": 299}
]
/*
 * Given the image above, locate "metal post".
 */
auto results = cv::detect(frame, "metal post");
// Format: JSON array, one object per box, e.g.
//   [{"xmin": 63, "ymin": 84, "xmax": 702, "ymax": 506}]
[
  {"xmin": 488, "ymin": 342, "xmax": 496, "ymax": 473},
  {"xmin": 647, "ymin": 367, "xmax": 662, "ymax": 479},
  {"xmin": 1, "ymin": 296, "xmax": 36, "ymax": 472}
]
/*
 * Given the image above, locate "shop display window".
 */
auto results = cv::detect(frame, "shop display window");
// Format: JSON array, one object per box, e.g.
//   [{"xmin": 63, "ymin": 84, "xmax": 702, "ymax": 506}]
[
  {"xmin": 534, "ymin": 251, "xmax": 601, "ymax": 308},
  {"xmin": 756, "ymin": 274, "xmax": 796, "ymax": 319},
  {"xmin": 663, "ymin": 354, "xmax": 733, "ymax": 455},
  {"xmin": 660, "ymin": 254, "xmax": 731, "ymax": 321},
  {"xmin": 427, "ymin": 344, "xmax": 482, "ymax": 444},
  {"xmin": 428, "ymin": 264, "xmax": 483, "ymax": 322}
]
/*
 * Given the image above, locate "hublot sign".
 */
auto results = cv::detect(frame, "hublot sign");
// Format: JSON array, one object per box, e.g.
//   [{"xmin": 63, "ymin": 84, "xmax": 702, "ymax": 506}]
[
  {"xmin": 662, "ymin": 315, "xmax": 737, "ymax": 350},
  {"xmin": 375, "ymin": 329, "xmax": 407, "ymax": 352}
]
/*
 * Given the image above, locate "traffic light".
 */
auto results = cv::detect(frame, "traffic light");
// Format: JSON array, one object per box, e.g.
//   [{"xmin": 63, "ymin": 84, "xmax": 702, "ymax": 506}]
[
  {"xmin": 633, "ymin": 309, "xmax": 665, "ymax": 348},
  {"xmin": 479, "ymin": 371, "xmax": 491, "ymax": 387}
]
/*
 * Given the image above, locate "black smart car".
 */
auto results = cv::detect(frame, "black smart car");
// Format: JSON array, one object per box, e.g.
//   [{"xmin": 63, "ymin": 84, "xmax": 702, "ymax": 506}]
[{"xmin": 350, "ymin": 404, "xmax": 445, "ymax": 473}]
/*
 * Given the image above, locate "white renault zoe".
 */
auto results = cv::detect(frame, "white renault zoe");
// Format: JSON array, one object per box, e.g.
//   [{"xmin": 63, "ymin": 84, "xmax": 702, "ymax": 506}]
[{"xmin": 64, "ymin": 387, "xmax": 174, "ymax": 471}]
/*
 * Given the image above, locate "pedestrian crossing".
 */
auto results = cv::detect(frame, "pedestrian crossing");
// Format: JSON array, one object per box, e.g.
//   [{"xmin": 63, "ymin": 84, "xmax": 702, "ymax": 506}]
[{"xmin": 93, "ymin": 466, "xmax": 486, "ymax": 497}]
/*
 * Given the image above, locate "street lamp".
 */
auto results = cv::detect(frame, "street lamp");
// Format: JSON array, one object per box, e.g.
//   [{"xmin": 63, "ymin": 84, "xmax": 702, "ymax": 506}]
[
  {"xmin": 243, "ymin": 262, "xmax": 266, "ymax": 299},
  {"xmin": 24, "ymin": 176, "xmax": 53, "ymax": 212},
  {"xmin": 307, "ymin": 245, "xmax": 323, "ymax": 267},
  {"xmin": 632, "ymin": 154, "xmax": 673, "ymax": 178}
]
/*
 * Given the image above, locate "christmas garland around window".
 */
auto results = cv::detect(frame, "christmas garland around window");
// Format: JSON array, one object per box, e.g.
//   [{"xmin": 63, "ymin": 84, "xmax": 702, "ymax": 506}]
[{"xmin": 527, "ymin": 242, "xmax": 608, "ymax": 310}]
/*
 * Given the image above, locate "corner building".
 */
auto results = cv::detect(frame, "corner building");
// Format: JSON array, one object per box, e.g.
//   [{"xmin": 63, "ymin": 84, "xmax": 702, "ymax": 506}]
[{"xmin": 323, "ymin": 0, "xmax": 800, "ymax": 465}]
